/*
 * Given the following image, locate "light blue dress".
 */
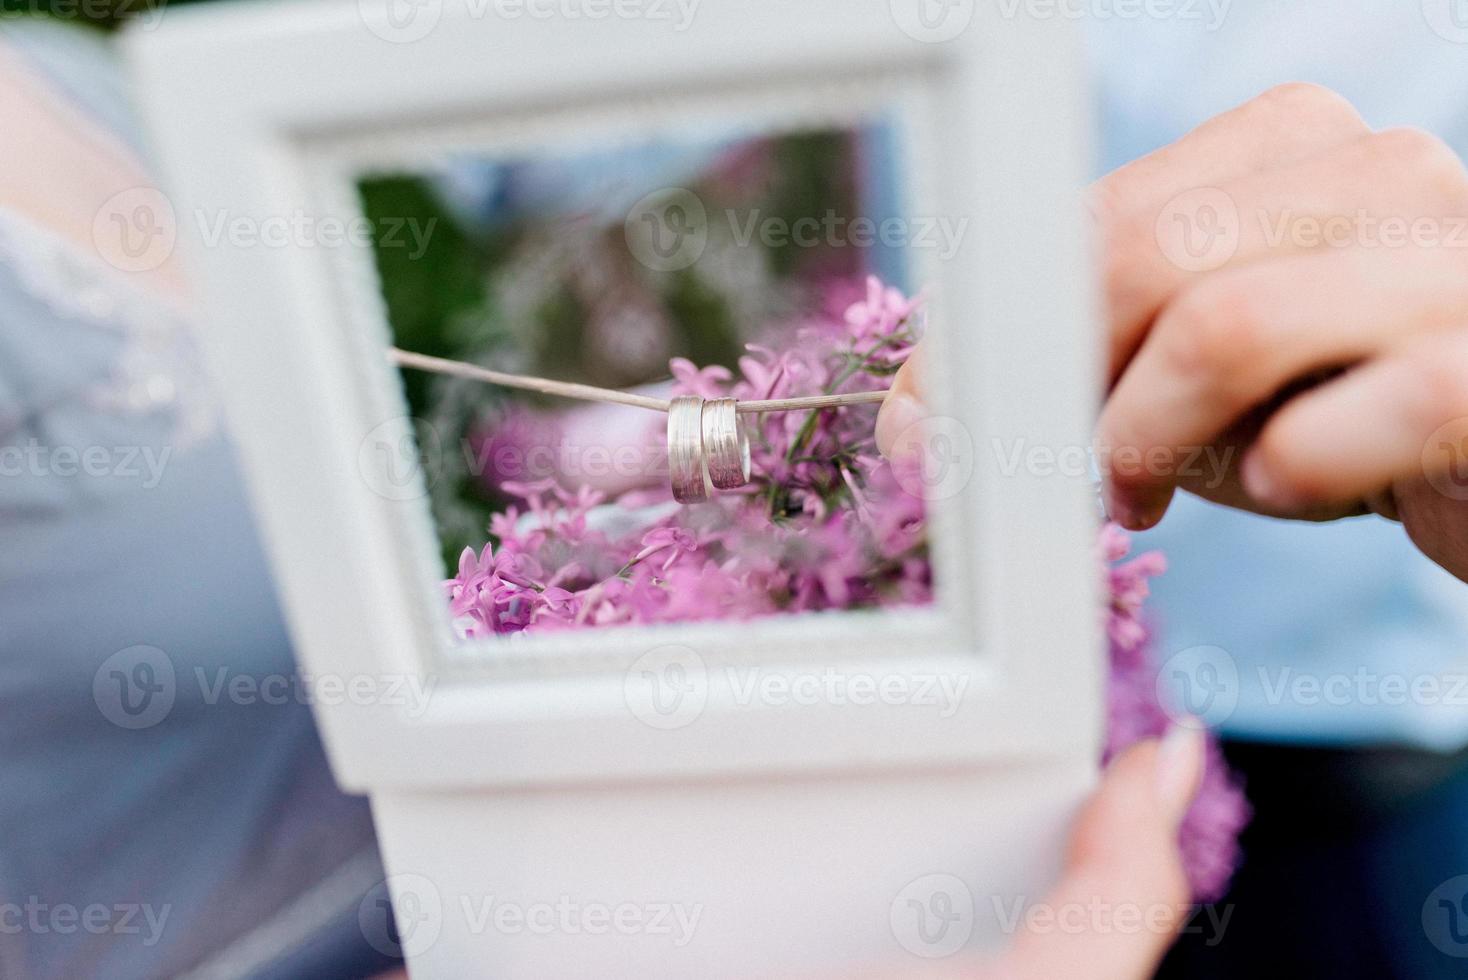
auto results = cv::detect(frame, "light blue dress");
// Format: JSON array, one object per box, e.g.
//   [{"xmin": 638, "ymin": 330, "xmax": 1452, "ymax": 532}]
[{"xmin": 0, "ymin": 21, "xmax": 390, "ymax": 980}]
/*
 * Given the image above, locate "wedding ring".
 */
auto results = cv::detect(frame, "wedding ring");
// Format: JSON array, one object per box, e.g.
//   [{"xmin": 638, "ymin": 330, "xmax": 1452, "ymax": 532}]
[
  {"xmin": 701, "ymin": 397, "xmax": 750, "ymax": 490},
  {"xmin": 668, "ymin": 395, "xmax": 712, "ymax": 503}
]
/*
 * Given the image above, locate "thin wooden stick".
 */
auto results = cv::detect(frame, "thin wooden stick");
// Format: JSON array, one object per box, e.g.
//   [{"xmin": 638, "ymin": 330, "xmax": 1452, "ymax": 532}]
[
  {"xmin": 389, "ymin": 348, "xmax": 671, "ymax": 412},
  {"xmin": 738, "ymin": 390, "xmax": 888, "ymax": 413},
  {"xmin": 388, "ymin": 348, "xmax": 890, "ymax": 414}
]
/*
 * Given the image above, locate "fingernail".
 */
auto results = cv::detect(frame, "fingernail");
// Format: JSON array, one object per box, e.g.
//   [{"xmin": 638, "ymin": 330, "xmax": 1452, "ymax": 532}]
[
  {"xmin": 876, "ymin": 392, "xmax": 925, "ymax": 459},
  {"xmin": 1154, "ymin": 721, "xmax": 1206, "ymax": 828},
  {"xmin": 1242, "ymin": 453, "xmax": 1297, "ymax": 510},
  {"xmin": 1099, "ymin": 480, "xmax": 1131, "ymax": 527},
  {"xmin": 1127, "ymin": 502, "xmax": 1163, "ymax": 531},
  {"xmin": 1102, "ymin": 485, "xmax": 1158, "ymax": 531}
]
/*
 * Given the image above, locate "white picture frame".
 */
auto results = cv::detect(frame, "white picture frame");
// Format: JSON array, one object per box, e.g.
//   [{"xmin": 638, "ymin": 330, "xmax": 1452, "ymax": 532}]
[{"xmin": 125, "ymin": 2, "xmax": 1101, "ymax": 975}]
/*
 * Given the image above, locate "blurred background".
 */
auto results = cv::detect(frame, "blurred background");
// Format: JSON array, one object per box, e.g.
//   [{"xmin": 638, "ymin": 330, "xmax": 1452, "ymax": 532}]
[{"xmin": 6, "ymin": 1, "xmax": 1468, "ymax": 978}]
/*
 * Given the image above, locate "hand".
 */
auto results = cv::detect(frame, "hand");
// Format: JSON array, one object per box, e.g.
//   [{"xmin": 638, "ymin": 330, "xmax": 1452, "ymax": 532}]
[
  {"xmin": 824, "ymin": 728, "xmax": 1205, "ymax": 980},
  {"xmin": 881, "ymin": 83, "xmax": 1468, "ymax": 582},
  {"xmin": 1094, "ymin": 83, "xmax": 1468, "ymax": 579}
]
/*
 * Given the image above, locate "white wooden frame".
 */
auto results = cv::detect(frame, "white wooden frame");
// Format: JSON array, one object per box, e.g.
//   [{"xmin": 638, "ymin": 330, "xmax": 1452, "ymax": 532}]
[{"xmin": 126, "ymin": 1, "xmax": 1100, "ymax": 973}]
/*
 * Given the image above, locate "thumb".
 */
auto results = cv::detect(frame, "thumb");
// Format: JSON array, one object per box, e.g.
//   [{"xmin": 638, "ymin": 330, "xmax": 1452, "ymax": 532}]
[
  {"xmin": 876, "ymin": 346, "xmax": 927, "ymax": 458},
  {"xmin": 995, "ymin": 724, "xmax": 1205, "ymax": 980}
]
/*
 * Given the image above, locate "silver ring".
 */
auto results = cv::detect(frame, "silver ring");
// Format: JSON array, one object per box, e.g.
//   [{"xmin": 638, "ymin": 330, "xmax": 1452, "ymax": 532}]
[
  {"xmin": 701, "ymin": 397, "xmax": 749, "ymax": 490},
  {"xmin": 668, "ymin": 395, "xmax": 711, "ymax": 503}
]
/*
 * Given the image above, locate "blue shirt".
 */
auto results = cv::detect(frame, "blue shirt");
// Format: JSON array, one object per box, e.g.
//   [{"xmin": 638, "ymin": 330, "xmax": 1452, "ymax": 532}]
[{"xmin": 1091, "ymin": 1, "xmax": 1468, "ymax": 750}]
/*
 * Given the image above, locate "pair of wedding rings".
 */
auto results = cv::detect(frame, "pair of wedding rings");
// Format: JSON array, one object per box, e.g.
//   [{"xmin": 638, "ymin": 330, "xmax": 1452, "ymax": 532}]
[{"xmin": 667, "ymin": 395, "xmax": 751, "ymax": 503}]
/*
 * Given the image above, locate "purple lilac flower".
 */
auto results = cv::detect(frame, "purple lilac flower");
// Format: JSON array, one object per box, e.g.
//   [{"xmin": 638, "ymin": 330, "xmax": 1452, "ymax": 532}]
[{"xmin": 1101, "ymin": 522, "xmax": 1251, "ymax": 902}]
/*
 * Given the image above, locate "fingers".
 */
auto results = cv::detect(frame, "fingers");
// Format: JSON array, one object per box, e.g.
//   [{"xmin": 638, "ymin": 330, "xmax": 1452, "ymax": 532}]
[
  {"xmin": 1095, "ymin": 83, "xmax": 1369, "ymax": 377},
  {"xmin": 1393, "ymin": 477, "xmax": 1468, "ymax": 583},
  {"xmin": 1092, "ymin": 82, "xmax": 1367, "ymax": 231},
  {"xmin": 1242, "ymin": 331, "xmax": 1468, "ymax": 511},
  {"xmin": 1099, "ymin": 246, "xmax": 1468, "ymax": 527},
  {"xmin": 995, "ymin": 727, "xmax": 1205, "ymax": 980},
  {"xmin": 1092, "ymin": 82, "xmax": 1362, "ymax": 211},
  {"xmin": 894, "ymin": 85, "xmax": 1468, "ymax": 538},
  {"xmin": 1104, "ymin": 126, "xmax": 1468, "ymax": 386},
  {"xmin": 877, "ymin": 347, "xmax": 926, "ymax": 458}
]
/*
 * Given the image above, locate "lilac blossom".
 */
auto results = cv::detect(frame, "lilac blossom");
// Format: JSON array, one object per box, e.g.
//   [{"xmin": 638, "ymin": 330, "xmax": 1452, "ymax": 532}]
[{"xmin": 1101, "ymin": 523, "xmax": 1251, "ymax": 902}]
